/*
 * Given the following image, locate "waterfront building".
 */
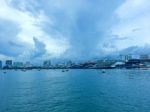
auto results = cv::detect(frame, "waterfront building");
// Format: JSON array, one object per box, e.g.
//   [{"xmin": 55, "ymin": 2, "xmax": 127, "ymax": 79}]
[
  {"xmin": 119, "ymin": 55, "xmax": 132, "ymax": 61},
  {"xmin": 80, "ymin": 61, "xmax": 97, "ymax": 69},
  {"xmin": 125, "ymin": 59, "xmax": 141, "ymax": 69},
  {"xmin": 112, "ymin": 61, "xmax": 125, "ymax": 68},
  {"xmin": 96, "ymin": 60, "xmax": 116, "ymax": 69},
  {"xmin": 66, "ymin": 60, "xmax": 74, "ymax": 68},
  {"xmin": 43, "ymin": 60, "xmax": 51, "ymax": 67},
  {"xmin": 0, "ymin": 60, "xmax": 2, "ymax": 69},
  {"xmin": 125, "ymin": 55, "xmax": 132, "ymax": 62},
  {"xmin": 13, "ymin": 62, "xmax": 24, "ymax": 68},
  {"xmin": 119, "ymin": 54, "xmax": 127, "ymax": 61},
  {"xmin": 6, "ymin": 60, "xmax": 12, "ymax": 68},
  {"xmin": 140, "ymin": 55, "xmax": 149, "ymax": 60},
  {"xmin": 25, "ymin": 61, "xmax": 32, "ymax": 68}
]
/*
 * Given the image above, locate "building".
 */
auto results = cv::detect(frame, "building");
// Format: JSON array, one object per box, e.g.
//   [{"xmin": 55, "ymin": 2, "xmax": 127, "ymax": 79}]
[
  {"xmin": 96, "ymin": 60, "xmax": 116, "ymax": 69},
  {"xmin": 43, "ymin": 60, "xmax": 51, "ymax": 67},
  {"xmin": 66, "ymin": 60, "xmax": 74, "ymax": 68},
  {"xmin": 25, "ymin": 61, "xmax": 32, "ymax": 68},
  {"xmin": 13, "ymin": 62, "xmax": 24, "ymax": 68},
  {"xmin": 120, "ymin": 55, "xmax": 133, "ymax": 61},
  {"xmin": 112, "ymin": 61, "xmax": 125, "ymax": 68},
  {"xmin": 140, "ymin": 55, "xmax": 149, "ymax": 60},
  {"xmin": 0, "ymin": 60, "xmax": 2, "ymax": 69},
  {"xmin": 6, "ymin": 60, "xmax": 12, "ymax": 68},
  {"xmin": 125, "ymin": 55, "xmax": 132, "ymax": 62},
  {"xmin": 125, "ymin": 59, "xmax": 141, "ymax": 69}
]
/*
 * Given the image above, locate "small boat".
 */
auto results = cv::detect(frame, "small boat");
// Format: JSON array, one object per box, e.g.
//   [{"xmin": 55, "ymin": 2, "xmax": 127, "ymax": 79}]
[
  {"xmin": 62, "ymin": 70, "xmax": 65, "ymax": 72},
  {"xmin": 3, "ymin": 71, "xmax": 6, "ymax": 74},
  {"xmin": 102, "ymin": 70, "xmax": 106, "ymax": 73},
  {"xmin": 66, "ymin": 69, "xmax": 69, "ymax": 72}
]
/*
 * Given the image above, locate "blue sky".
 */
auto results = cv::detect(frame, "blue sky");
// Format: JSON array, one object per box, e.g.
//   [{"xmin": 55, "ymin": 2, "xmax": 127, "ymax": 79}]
[{"xmin": 0, "ymin": 0, "xmax": 150, "ymax": 61}]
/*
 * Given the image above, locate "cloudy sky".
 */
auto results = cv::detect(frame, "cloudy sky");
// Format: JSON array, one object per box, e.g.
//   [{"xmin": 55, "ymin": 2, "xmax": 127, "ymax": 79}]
[{"xmin": 0, "ymin": 0, "xmax": 150, "ymax": 61}]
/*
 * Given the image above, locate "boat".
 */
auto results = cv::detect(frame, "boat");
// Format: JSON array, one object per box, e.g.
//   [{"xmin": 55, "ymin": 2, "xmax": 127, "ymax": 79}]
[
  {"xmin": 65, "ymin": 69, "xmax": 69, "ymax": 72},
  {"xmin": 102, "ymin": 70, "xmax": 106, "ymax": 73},
  {"xmin": 3, "ymin": 71, "xmax": 6, "ymax": 74}
]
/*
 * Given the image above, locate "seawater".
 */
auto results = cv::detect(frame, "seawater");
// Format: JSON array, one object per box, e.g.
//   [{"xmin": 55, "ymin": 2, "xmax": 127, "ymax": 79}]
[{"xmin": 0, "ymin": 69, "xmax": 150, "ymax": 112}]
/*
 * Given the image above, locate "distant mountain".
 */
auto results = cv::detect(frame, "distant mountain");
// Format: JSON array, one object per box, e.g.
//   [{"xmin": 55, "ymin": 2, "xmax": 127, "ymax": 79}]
[{"xmin": 119, "ymin": 45, "xmax": 150, "ymax": 55}]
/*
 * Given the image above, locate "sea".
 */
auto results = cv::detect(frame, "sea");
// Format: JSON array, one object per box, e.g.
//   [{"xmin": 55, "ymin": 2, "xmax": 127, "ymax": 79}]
[{"xmin": 0, "ymin": 69, "xmax": 150, "ymax": 112}]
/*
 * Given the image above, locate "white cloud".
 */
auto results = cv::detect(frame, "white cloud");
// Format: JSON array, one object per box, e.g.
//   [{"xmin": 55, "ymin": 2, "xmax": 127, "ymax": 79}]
[
  {"xmin": 0, "ymin": 54, "xmax": 14, "ymax": 60},
  {"xmin": 2, "ymin": 0, "xmax": 149, "ymax": 60},
  {"xmin": 0, "ymin": 0, "xmax": 70, "ymax": 60},
  {"xmin": 111, "ymin": 0, "xmax": 150, "ymax": 50}
]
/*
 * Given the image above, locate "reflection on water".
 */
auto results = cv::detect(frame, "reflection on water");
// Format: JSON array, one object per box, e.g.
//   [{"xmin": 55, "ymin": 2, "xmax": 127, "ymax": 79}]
[{"xmin": 0, "ymin": 69, "xmax": 150, "ymax": 112}]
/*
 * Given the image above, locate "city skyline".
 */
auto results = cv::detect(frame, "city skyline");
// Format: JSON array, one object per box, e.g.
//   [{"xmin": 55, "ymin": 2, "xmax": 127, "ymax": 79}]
[{"xmin": 1, "ymin": 54, "xmax": 150, "ymax": 69}]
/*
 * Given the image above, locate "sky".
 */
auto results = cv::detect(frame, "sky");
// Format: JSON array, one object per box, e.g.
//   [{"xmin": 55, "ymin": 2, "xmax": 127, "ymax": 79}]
[{"xmin": 0, "ymin": 0, "xmax": 150, "ymax": 61}]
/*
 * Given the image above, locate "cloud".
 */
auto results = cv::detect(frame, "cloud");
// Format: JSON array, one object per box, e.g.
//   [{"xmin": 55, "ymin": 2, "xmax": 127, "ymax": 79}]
[
  {"xmin": 110, "ymin": 35, "xmax": 128, "ymax": 40},
  {"xmin": 119, "ymin": 44, "xmax": 150, "ymax": 55},
  {"xmin": 110, "ymin": 0, "xmax": 150, "ymax": 50},
  {"xmin": 0, "ymin": 0, "xmax": 70, "ymax": 60},
  {"xmin": 30, "ymin": 37, "xmax": 46, "ymax": 58},
  {"xmin": 8, "ymin": 41, "xmax": 23, "ymax": 48},
  {"xmin": 0, "ymin": 54, "xmax": 14, "ymax": 61},
  {"xmin": 1, "ymin": 0, "xmax": 149, "ymax": 61},
  {"xmin": 0, "ymin": 0, "xmax": 121, "ymax": 60}
]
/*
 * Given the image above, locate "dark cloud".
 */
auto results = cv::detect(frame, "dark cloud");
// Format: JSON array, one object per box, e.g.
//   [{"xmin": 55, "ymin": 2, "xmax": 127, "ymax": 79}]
[
  {"xmin": 102, "ymin": 42, "xmax": 116, "ymax": 48},
  {"xmin": 111, "ymin": 35, "xmax": 128, "ymax": 40},
  {"xmin": 132, "ymin": 28, "xmax": 142, "ymax": 32},
  {"xmin": 8, "ymin": 41, "xmax": 23, "ymax": 48},
  {"xmin": 30, "ymin": 37, "xmax": 46, "ymax": 59}
]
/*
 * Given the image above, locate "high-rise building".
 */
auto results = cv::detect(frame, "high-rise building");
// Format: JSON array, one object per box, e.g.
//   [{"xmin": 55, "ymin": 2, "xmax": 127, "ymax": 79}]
[
  {"xmin": 43, "ymin": 60, "xmax": 51, "ymax": 67},
  {"xmin": 125, "ymin": 55, "xmax": 132, "ymax": 62},
  {"xmin": 25, "ymin": 61, "xmax": 32, "ymax": 67},
  {"xmin": 66, "ymin": 60, "xmax": 74, "ymax": 67},
  {"xmin": 13, "ymin": 62, "xmax": 24, "ymax": 68},
  {"xmin": 0, "ymin": 60, "xmax": 2, "ymax": 69},
  {"xmin": 6, "ymin": 60, "xmax": 12, "ymax": 68}
]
